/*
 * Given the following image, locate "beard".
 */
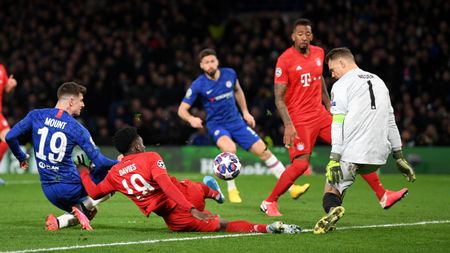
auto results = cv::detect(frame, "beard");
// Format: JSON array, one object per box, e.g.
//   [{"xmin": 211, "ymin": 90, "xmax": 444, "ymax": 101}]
[
  {"xmin": 299, "ymin": 45, "xmax": 308, "ymax": 54},
  {"xmin": 205, "ymin": 69, "xmax": 217, "ymax": 79}
]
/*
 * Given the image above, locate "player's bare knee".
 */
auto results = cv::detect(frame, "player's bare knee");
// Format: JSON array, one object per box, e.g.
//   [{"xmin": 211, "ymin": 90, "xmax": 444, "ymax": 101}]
[
  {"xmin": 250, "ymin": 141, "xmax": 270, "ymax": 160},
  {"xmin": 323, "ymin": 192, "xmax": 342, "ymax": 213},
  {"xmin": 257, "ymin": 149, "xmax": 272, "ymax": 160}
]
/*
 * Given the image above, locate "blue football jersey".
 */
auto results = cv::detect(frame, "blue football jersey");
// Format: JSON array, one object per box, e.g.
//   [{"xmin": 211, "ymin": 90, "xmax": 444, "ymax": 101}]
[
  {"xmin": 6, "ymin": 108, "xmax": 117, "ymax": 184},
  {"xmin": 182, "ymin": 68, "xmax": 243, "ymax": 124}
]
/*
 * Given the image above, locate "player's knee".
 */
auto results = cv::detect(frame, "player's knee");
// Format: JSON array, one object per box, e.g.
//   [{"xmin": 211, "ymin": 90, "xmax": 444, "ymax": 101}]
[
  {"xmin": 323, "ymin": 192, "xmax": 342, "ymax": 213},
  {"xmin": 258, "ymin": 148, "xmax": 272, "ymax": 160},
  {"xmin": 250, "ymin": 140, "xmax": 269, "ymax": 159}
]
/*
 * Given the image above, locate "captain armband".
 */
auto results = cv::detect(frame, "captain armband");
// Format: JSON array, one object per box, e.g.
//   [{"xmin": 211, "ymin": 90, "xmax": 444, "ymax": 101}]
[{"xmin": 332, "ymin": 114, "xmax": 346, "ymax": 124}]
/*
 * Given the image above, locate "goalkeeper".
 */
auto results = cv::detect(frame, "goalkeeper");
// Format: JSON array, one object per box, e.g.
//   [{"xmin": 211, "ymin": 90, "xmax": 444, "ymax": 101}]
[{"xmin": 313, "ymin": 47, "xmax": 416, "ymax": 234}]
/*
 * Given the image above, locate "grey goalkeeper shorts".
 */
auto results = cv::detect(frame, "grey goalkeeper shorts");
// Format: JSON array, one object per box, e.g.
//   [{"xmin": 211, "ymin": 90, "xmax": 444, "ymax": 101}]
[{"xmin": 326, "ymin": 160, "xmax": 383, "ymax": 195}]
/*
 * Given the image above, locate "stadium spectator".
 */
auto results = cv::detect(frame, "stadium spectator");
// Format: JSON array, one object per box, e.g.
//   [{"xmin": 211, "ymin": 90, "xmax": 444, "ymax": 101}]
[
  {"xmin": 0, "ymin": 0, "xmax": 447, "ymax": 146},
  {"xmin": 0, "ymin": 64, "xmax": 17, "ymax": 185}
]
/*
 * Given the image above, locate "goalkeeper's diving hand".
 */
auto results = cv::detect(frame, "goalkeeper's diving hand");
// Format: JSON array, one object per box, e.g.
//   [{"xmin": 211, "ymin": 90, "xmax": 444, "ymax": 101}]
[
  {"xmin": 393, "ymin": 151, "xmax": 416, "ymax": 182},
  {"xmin": 326, "ymin": 153, "xmax": 343, "ymax": 184}
]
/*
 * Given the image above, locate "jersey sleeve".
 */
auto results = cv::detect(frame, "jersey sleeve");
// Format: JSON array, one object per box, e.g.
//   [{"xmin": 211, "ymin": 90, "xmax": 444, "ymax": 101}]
[
  {"xmin": 387, "ymin": 99, "xmax": 402, "ymax": 151},
  {"xmin": 5, "ymin": 111, "xmax": 34, "ymax": 162},
  {"xmin": 79, "ymin": 169, "xmax": 116, "ymax": 199},
  {"xmin": 330, "ymin": 83, "xmax": 348, "ymax": 115},
  {"xmin": 0, "ymin": 64, "xmax": 8, "ymax": 90},
  {"xmin": 274, "ymin": 57, "xmax": 288, "ymax": 85},
  {"xmin": 228, "ymin": 68, "xmax": 238, "ymax": 87},
  {"xmin": 150, "ymin": 153, "xmax": 195, "ymax": 211},
  {"xmin": 182, "ymin": 82, "xmax": 200, "ymax": 106},
  {"xmin": 76, "ymin": 124, "xmax": 118, "ymax": 168},
  {"xmin": 330, "ymin": 83, "xmax": 348, "ymax": 155}
]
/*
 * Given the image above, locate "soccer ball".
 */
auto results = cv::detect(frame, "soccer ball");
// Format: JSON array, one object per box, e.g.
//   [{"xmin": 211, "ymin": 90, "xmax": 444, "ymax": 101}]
[{"xmin": 212, "ymin": 152, "xmax": 241, "ymax": 180}]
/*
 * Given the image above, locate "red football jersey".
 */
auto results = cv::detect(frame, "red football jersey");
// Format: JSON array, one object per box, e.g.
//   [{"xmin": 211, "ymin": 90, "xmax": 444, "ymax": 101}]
[
  {"xmin": 0, "ymin": 64, "xmax": 8, "ymax": 112},
  {"xmin": 274, "ymin": 45, "xmax": 329, "ymax": 125},
  {"xmin": 81, "ymin": 152, "xmax": 193, "ymax": 216}
]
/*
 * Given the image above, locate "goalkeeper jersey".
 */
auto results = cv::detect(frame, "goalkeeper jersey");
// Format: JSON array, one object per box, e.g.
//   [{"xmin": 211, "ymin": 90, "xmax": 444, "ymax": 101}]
[{"xmin": 330, "ymin": 68, "xmax": 394, "ymax": 165}]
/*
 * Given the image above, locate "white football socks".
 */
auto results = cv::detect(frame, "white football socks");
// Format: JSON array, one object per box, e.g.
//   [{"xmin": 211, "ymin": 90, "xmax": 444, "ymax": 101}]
[
  {"xmin": 264, "ymin": 154, "xmax": 296, "ymax": 192},
  {"xmin": 57, "ymin": 213, "xmax": 78, "ymax": 228},
  {"xmin": 226, "ymin": 179, "xmax": 237, "ymax": 191},
  {"xmin": 264, "ymin": 154, "xmax": 285, "ymax": 178},
  {"xmin": 56, "ymin": 194, "xmax": 113, "ymax": 229}
]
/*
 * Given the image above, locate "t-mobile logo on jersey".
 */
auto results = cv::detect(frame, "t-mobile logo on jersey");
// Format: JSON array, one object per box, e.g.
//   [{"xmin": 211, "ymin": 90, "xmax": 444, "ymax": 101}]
[{"xmin": 300, "ymin": 73, "xmax": 312, "ymax": 87}]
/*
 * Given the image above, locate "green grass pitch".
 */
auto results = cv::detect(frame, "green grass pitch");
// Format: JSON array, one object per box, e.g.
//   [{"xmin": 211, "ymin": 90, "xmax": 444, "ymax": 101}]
[{"xmin": 1, "ymin": 173, "xmax": 449, "ymax": 253}]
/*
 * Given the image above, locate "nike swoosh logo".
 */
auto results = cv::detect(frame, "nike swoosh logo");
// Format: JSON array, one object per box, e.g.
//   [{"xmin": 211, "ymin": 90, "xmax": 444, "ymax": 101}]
[{"xmin": 206, "ymin": 90, "xmax": 213, "ymax": 94}]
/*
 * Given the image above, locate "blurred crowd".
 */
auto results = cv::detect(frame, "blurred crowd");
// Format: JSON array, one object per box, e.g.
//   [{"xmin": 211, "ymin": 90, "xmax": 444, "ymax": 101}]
[{"xmin": 0, "ymin": 0, "xmax": 448, "ymax": 146}]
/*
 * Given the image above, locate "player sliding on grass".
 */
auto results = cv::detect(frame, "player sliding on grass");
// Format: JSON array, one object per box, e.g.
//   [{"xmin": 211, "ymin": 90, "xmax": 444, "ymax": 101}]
[
  {"xmin": 314, "ymin": 47, "xmax": 416, "ymax": 234},
  {"xmin": 178, "ymin": 48, "xmax": 309, "ymax": 203},
  {"xmin": 6, "ymin": 82, "xmax": 118, "ymax": 231},
  {"xmin": 78, "ymin": 127, "xmax": 301, "ymax": 234}
]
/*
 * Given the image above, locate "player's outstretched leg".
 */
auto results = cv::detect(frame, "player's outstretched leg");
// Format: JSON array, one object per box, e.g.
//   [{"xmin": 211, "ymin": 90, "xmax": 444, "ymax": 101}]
[
  {"xmin": 203, "ymin": 176, "xmax": 225, "ymax": 204},
  {"xmin": 72, "ymin": 206, "xmax": 93, "ymax": 230},
  {"xmin": 264, "ymin": 153, "xmax": 310, "ymax": 200},
  {"xmin": 380, "ymin": 188, "xmax": 408, "ymax": 209},
  {"xmin": 223, "ymin": 220, "xmax": 301, "ymax": 234},
  {"xmin": 267, "ymin": 221, "xmax": 302, "ymax": 234},
  {"xmin": 314, "ymin": 206, "xmax": 345, "ymax": 234}
]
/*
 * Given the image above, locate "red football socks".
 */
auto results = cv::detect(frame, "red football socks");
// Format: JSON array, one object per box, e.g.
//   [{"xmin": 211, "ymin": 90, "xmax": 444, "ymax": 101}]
[
  {"xmin": 200, "ymin": 183, "xmax": 219, "ymax": 200},
  {"xmin": 225, "ymin": 220, "xmax": 267, "ymax": 233},
  {"xmin": 0, "ymin": 141, "xmax": 8, "ymax": 160},
  {"xmin": 265, "ymin": 159, "xmax": 309, "ymax": 202},
  {"xmin": 361, "ymin": 172, "xmax": 386, "ymax": 200}
]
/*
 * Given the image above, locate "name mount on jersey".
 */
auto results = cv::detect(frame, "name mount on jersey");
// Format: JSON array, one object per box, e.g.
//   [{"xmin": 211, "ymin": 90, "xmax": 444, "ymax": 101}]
[{"xmin": 44, "ymin": 117, "xmax": 67, "ymax": 130}]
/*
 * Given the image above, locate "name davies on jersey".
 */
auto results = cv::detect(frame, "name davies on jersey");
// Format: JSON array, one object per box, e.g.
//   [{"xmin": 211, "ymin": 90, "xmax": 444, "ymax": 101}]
[
  {"xmin": 44, "ymin": 117, "xmax": 67, "ymax": 129},
  {"xmin": 119, "ymin": 163, "xmax": 137, "ymax": 176}
]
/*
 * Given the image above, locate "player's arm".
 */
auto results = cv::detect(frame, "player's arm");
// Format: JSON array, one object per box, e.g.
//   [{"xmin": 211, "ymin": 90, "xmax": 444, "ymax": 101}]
[
  {"xmin": 321, "ymin": 77, "xmax": 331, "ymax": 112},
  {"xmin": 78, "ymin": 165, "xmax": 115, "ymax": 199},
  {"xmin": 234, "ymin": 80, "xmax": 255, "ymax": 128},
  {"xmin": 274, "ymin": 83, "xmax": 296, "ymax": 146},
  {"xmin": 178, "ymin": 85, "xmax": 203, "ymax": 128},
  {"xmin": 326, "ymin": 86, "xmax": 348, "ymax": 184},
  {"xmin": 387, "ymin": 103, "xmax": 416, "ymax": 182},
  {"xmin": 78, "ymin": 127, "xmax": 118, "ymax": 169},
  {"xmin": 150, "ymin": 154, "xmax": 216, "ymax": 221},
  {"xmin": 153, "ymin": 170, "xmax": 216, "ymax": 221},
  {"xmin": 5, "ymin": 111, "xmax": 33, "ymax": 168},
  {"xmin": 178, "ymin": 102, "xmax": 203, "ymax": 128}
]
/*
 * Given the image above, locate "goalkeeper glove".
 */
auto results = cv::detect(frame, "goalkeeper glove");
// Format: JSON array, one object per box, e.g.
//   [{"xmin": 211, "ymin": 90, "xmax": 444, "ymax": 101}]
[
  {"xmin": 326, "ymin": 153, "xmax": 343, "ymax": 184},
  {"xmin": 393, "ymin": 150, "xmax": 416, "ymax": 182}
]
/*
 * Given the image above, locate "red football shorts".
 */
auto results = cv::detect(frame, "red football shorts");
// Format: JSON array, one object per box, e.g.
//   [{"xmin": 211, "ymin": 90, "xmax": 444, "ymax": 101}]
[
  {"xmin": 163, "ymin": 179, "xmax": 221, "ymax": 232},
  {"xmin": 0, "ymin": 113, "xmax": 9, "ymax": 132},
  {"xmin": 288, "ymin": 116, "xmax": 332, "ymax": 160}
]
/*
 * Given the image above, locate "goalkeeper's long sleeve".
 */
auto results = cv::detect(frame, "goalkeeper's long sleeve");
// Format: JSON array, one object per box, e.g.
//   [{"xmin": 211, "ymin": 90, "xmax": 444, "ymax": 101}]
[
  {"xmin": 387, "ymin": 105, "xmax": 402, "ymax": 152},
  {"xmin": 331, "ymin": 114, "xmax": 345, "ymax": 155}
]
